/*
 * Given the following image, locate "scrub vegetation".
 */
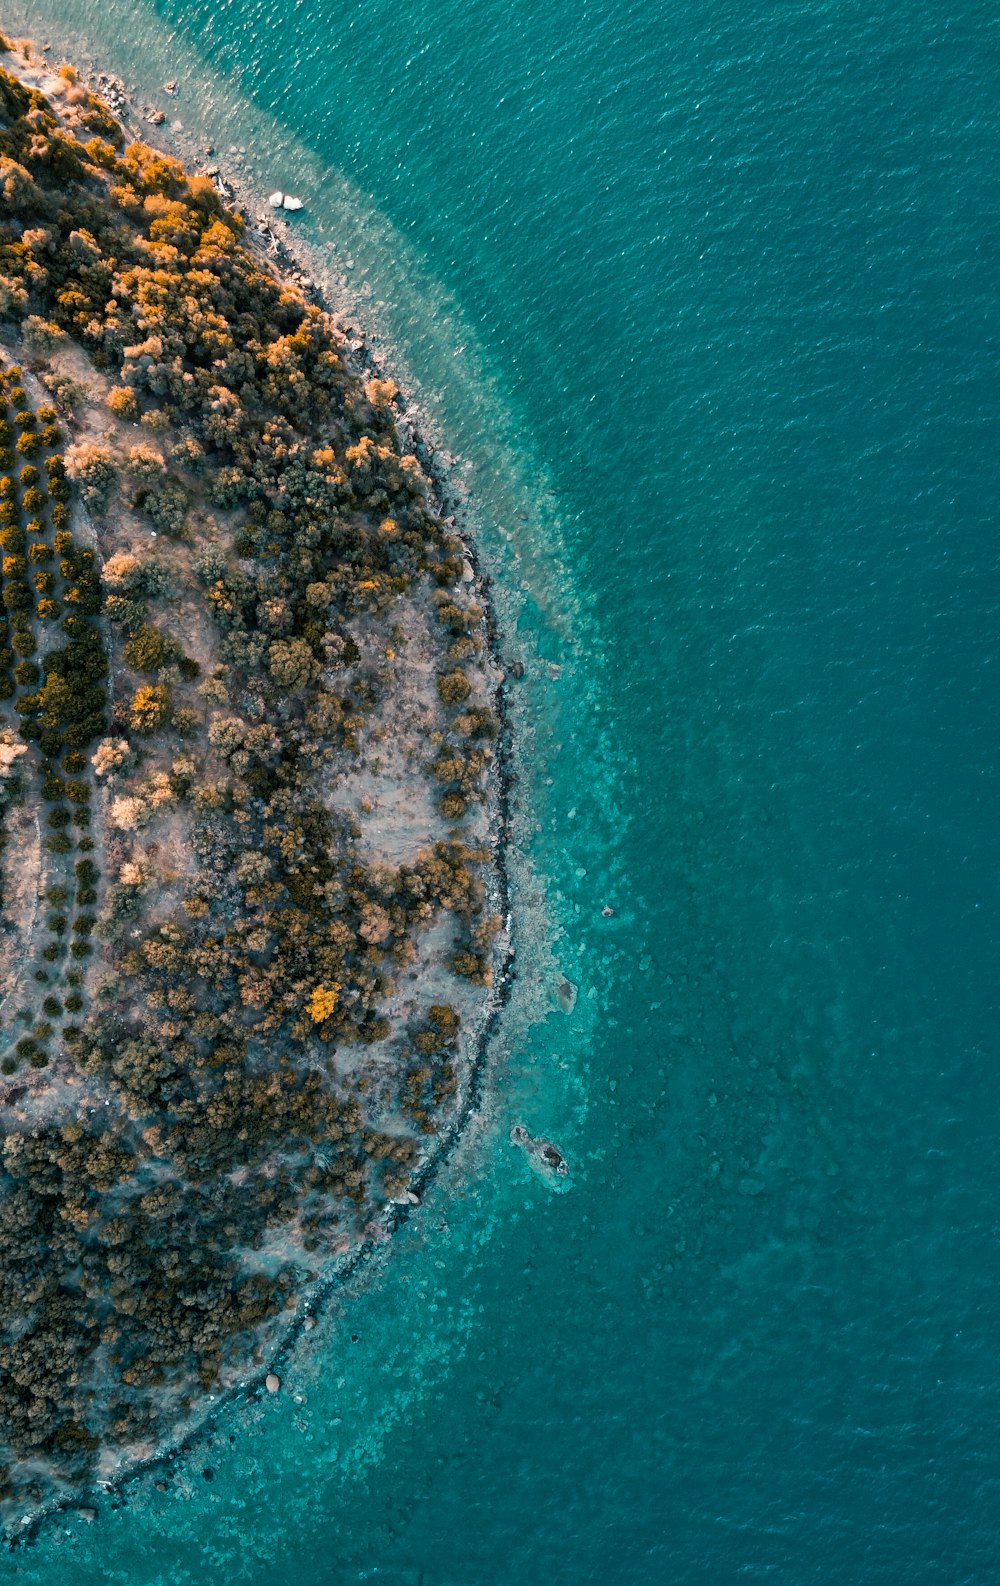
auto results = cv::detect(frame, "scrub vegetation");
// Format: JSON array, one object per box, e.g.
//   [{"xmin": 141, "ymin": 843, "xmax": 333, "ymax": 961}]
[{"xmin": 0, "ymin": 38, "xmax": 504, "ymax": 1518}]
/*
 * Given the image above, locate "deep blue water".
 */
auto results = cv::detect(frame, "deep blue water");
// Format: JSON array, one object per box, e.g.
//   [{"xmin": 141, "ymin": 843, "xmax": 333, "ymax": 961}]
[{"xmin": 4, "ymin": 0, "xmax": 1000, "ymax": 1579}]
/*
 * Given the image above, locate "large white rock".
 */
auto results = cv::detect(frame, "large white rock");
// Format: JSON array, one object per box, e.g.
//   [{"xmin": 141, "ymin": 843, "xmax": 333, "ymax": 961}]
[
  {"xmin": 268, "ymin": 191, "xmax": 284, "ymax": 209},
  {"xmin": 282, "ymin": 194, "xmax": 304, "ymax": 212}
]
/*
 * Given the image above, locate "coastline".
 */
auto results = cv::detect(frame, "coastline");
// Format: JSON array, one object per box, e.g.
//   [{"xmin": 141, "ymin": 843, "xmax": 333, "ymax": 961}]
[{"xmin": 0, "ymin": 46, "xmax": 522, "ymax": 1544}]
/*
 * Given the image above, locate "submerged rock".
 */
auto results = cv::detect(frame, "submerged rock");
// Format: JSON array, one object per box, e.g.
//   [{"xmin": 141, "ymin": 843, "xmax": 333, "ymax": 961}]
[
  {"xmin": 510, "ymin": 1125, "xmax": 571, "ymax": 1191},
  {"xmin": 556, "ymin": 977, "xmax": 578, "ymax": 1013}
]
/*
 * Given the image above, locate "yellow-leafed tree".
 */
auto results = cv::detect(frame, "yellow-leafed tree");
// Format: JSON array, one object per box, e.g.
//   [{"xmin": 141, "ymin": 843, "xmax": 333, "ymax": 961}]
[{"xmin": 307, "ymin": 983, "xmax": 340, "ymax": 1023}]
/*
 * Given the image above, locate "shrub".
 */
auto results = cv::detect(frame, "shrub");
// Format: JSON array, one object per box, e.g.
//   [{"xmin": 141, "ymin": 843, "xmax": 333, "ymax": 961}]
[
  {"xmin": 267, "ymin": 637, "xmax": 315, "ymax": 690},
  {"xmin": 106, "ymin": 386, "xmax": 140, "ymax": 421},
  {"xmin": 144, "ymin": 482, "xmax": 188, "ymax": 536},
  {"xmin": 65, "ymin": 443, "xmax": 117, "ymax": 511},
  {"xmin": 129, "ymin": 683, "xmax": 171, "ymax": 734},
  {"xmin": 438, "ymin": 670, "xmax": 472, "ymax": 706},
  {"xmin": 21, "ymin": 316, "xmax": 68, "ymax": 359},
  {"xmin": 125, "ymin": 442, "xmax": 166, "ymax": 481},
  {"xmin": 91, "ymin": 737, "xmax": 135, "ymax": 780},
  {"xmin": 123, "ymin": 624, "xmax": 167, "ymax": 671}
]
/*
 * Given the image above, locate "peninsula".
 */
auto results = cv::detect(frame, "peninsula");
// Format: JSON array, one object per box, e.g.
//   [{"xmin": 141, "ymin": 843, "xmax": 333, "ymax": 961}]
[{"xmin": 0, "ymin": 36, "xmax": 507, "ymax": 1521}]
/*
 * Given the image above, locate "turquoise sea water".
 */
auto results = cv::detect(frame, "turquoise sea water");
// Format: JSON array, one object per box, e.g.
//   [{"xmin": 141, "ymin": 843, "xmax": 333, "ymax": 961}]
[{"xmin": 3, "ymin": 0, "xmax": 1000, "ymax": 1580}]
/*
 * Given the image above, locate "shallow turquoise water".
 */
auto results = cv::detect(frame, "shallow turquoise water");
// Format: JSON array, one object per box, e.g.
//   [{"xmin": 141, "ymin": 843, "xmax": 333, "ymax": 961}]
[{"xmin": 3, "ymin": 0, "xmax": 1000, "ymax": 1579}]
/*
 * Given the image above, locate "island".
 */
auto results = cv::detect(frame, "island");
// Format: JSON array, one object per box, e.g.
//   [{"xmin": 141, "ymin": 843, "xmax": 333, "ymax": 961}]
[{"xmin": 0, "ymin": 35, "xmax": 509, "ymax": 1524}]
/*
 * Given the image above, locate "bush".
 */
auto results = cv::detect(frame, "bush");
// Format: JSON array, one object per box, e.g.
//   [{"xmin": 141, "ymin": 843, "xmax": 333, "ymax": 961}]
[
  {"xmin": 438, "ymin": 670, "xmax": 472, "ymax": 706},
  {"xmin": 22, "ymin": 316, "xmax": 68, "ymax": 359},
  {"xmin": 144, "ymin": 482, "xmax": 187, "ymax": 537},
  {"xmin": 125, "ymin": 442, "xmax": 166, "ymax": 481},
  {"xmin": 129, "ymin": 683, "xmax": 171, "ymax": 734},
  {"xmin": 106, "ymin": 386, "xmax": 140, "ymax": 421},
  {"xmin": 122, "ymin": 624, "xmax": 167, "ymax": 671},
  {"xmin": 65, "ymin": 443, "xmax": 117, "ymax": 511},
  {"xmin": 267, "ymin": 637, "xmax": 315, "ymax": 690}
]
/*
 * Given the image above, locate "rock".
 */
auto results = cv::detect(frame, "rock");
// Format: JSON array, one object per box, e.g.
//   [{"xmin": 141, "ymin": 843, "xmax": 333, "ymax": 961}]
[
  {"xmin": 148, "ymin": 109, "xmax": 165, "ymax": 126},
  {"xmin": 76, "ymin": 1507, "xmax": 97, "ymax": 1523},
  {"xmin": 510, "ymin": 1124, "xmax": 570, "ymax": 1186},
  {"xmin": 556, "ymin": 978, "xmax": 578, "ymax": 1014},
  {"xmin": 268, "ymin": 191, "xmax": 284, "ymax": 208},
  {"xmin": 303, "ymin": 1314, "xmax": 317, "ymax": 1332},
  {"xmin": 164, "ymin": 80, "xmax": 178, "ymax": 94},
  {"xmin": 282, "ymin": 194, "xmax": 304, "ymax": 212},
  {"xmin": 601, "ymin": 905, "xmax": 615, "ymax": 918},
  {"xmin": 265, "ymin": 1372, "xmax": 281, "ymax": 1393},
  {"xmin": 510, "ymin": 660, "xmax": 524, "ymax": 679}
]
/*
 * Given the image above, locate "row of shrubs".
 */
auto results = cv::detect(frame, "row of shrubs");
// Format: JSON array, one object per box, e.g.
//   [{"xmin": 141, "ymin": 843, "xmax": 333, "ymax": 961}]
[{"xmin": 0, "ymin": 366, "xmax": 102, "ymax": 1069}]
